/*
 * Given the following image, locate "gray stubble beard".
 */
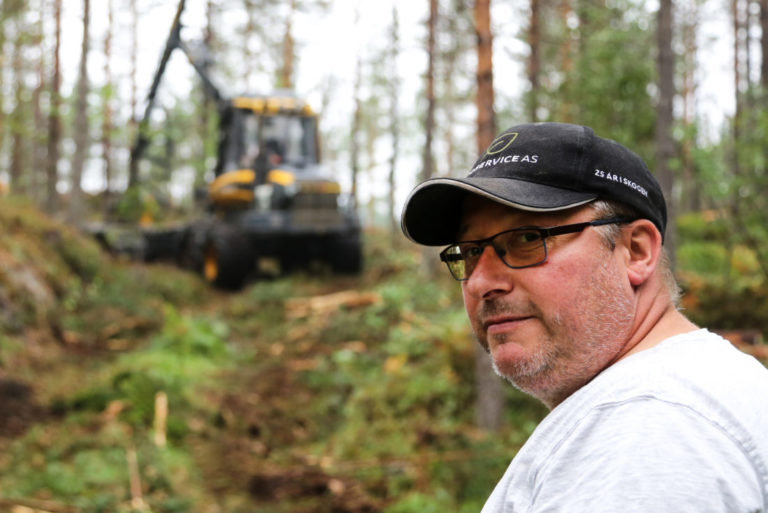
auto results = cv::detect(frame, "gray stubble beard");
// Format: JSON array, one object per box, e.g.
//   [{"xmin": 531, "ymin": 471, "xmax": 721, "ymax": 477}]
[{"xmin": 483, "ymin": 259, "xmax": 635, "ymax": 407}]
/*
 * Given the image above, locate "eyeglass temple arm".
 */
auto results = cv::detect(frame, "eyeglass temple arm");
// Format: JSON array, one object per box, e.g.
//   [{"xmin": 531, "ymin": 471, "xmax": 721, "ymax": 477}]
[{"xmin": 541, "ymin": 217, "xmax": 636, "ymax": 237}]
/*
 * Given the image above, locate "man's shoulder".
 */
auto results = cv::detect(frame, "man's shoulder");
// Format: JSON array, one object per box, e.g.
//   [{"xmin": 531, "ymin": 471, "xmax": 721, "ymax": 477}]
[
  {"xmin": 575, "ymin": 328, "xmax": 768, "ymax": 425},
  {"xmin": 484, "ymin": 330, "xmax": 768, "ymax": 513},
  {"xmin": 523, "ymin": 328, "xmax": 768, "ymax": 466}
]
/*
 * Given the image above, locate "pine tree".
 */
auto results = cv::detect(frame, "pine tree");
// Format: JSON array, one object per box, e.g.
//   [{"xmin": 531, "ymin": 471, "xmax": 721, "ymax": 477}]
[
  {"xmin": 46, "ymin": 0, "xmax": 62, "ymax": 213},
  {"xmin": 474, "ymin": 0, "xmax": 495, "ymax": 154},
  {"xmin": 656, "ymin": 0, "xmax": 676, "ymax": 263},
  {"xmin": 387, "ymin": 6, "xmax": 401, "ymax": 238},
  {"xmin": 101, "ymin": 0, "xmax": 115, "ymax": 213},
  {"xmin": 69, "ymin": 0, "xmax": 91, "ymax": 221},
  {"xmin": 473, "ymin": 0, "xmax": 503, "ymax": 433}
]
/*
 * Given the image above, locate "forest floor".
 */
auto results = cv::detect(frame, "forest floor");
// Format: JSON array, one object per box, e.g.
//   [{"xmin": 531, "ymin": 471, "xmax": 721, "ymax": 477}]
[{"xmin": 1, "ymin": 197, "xmax": 766, "ymax": 513}]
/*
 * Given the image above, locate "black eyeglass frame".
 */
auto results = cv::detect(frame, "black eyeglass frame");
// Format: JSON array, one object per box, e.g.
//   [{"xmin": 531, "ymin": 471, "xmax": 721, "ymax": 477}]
[{"xmin": 439, "ymin": 217, "xmax": 636, "ymax": 281}]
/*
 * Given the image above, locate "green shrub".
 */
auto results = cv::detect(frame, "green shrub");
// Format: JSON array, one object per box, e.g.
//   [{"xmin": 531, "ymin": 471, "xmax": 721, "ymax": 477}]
[{"xmin": 677, "ymin": 242, "xmax": 729, "ymax": 278}]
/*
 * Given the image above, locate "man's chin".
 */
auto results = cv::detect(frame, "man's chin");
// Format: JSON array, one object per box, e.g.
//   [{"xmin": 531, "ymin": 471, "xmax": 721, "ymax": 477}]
[{"xmin": 490, "ymin": 345, "xmax": 549, "ymax": 383}]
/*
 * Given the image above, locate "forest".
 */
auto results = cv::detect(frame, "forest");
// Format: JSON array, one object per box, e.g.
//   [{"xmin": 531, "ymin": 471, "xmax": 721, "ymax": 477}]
[{"xmin": 2, "ymin": 0, "xmax": 768, "ymax": 511}]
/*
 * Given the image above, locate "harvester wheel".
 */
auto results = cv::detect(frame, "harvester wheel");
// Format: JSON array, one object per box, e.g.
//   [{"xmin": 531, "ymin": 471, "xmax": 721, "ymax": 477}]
[
  {"xmin": 202, "ymin": 227, "xmax": 255, "ymax": 290},
  {"xmin": 176, "ymin": 227, "xmax": 205, "ymax": 272}
]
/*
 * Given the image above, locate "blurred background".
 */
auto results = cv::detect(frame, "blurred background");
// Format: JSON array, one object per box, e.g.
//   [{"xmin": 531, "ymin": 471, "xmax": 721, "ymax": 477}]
[{"xmin": 1, "ymin": 0, "xmax": 767, "ymax": 512}]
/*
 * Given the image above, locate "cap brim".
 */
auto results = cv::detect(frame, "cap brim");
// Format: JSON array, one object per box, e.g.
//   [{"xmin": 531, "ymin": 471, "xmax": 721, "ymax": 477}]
[{"xmin": 401, "ymin": 177, "xmax": 597, "ymax": 246}]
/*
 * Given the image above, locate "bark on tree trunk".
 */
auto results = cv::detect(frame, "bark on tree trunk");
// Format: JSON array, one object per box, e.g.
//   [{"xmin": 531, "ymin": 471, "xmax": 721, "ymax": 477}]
[
  {"xmin": 10, "ymin": 26, "xmax": 25, "ymax": 193},
  {"xmin": 680, "ymin": 0, "xmax": 700, "ymax": 212},
  {"xmin": 419, "ymin": 0, "xmax": 439, "ymax": 279},
  {"xmin": 557, "ymin": 0, "xmax": 574, "ymax": 122},
  {"xmin": 761, "ymin": 0, "xmax": 768, "ymax": 89},
  {"xmin": 32, "ymin": 1, "xmax": 47, "ymax": 204},
  {"xmin": 102, "ymin": 0, "xmax": 114, "ymax": 214},
  {"xmin": 388, "ymin": 7, "xmax": 401, "ymax": 240},
  {"xmin": 128, "ymin": 0, "xmax": 139, "ymax": 187},
  {"xmin": 527, "ymin": 0, "xmax": 541, "ymax": 122},
  {"xmin": 474, "ymin": 0, "xmax": 495, "ymax": 154},
  {"xmin": 473, "ymin": 0, "xmax": 503, "ymax": 432},
  {"xmin": 655, "ymin": 0, "xmax": 676, "ymax": 265},
  {"xmin": 46, "ymin": 0, "xmax": 63, "ymax": 214},
  {"xmin": 69, "ymin": 0, "xmax": 91, "ymax": 222},
  {"xmin": 281, "ymin": 0, "xmax": 296, "ymax": 89},
  {"xmin": 0, "ymin": 13, "xmax": 5, "ymax": 154},
  {"xmin": 423, "ymin": 0, "xmax": 437, "ymax": 182},
  {"xmin": 350, "ymin": 49, "xmax": 362, "ymax": 207}
]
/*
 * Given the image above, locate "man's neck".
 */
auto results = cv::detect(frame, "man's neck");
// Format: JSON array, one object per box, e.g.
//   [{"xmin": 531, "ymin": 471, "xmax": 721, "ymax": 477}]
[{"xmin": 616, "ymin": 300, "xmax": 699, "ymax": 364}]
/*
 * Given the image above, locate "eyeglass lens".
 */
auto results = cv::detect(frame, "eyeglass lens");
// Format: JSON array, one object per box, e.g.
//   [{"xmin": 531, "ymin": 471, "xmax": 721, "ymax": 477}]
[{"xmin": 444, "ymin": 229, "xmax": 547, "ymax": 280}]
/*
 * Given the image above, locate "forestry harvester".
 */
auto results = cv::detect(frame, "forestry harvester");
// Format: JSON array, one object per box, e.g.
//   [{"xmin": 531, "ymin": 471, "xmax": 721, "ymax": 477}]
[{"xmin": 101, "ymin": 0, "xmax": 361, "ymax": 289}]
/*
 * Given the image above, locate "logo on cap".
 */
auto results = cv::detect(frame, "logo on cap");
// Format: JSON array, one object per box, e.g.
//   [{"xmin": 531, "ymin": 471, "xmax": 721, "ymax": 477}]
[{"xmin": 485, "ymin": 131, "xmax": 518, "ymax": 156}]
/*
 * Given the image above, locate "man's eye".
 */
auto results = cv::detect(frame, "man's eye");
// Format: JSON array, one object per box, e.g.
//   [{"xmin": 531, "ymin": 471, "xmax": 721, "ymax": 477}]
[
  {"xmin": 519, "ymin": 231, "xmax": 542, "ymax": 243},
  {"xmin": 501, "ymin": 230, "xmax": 542, "ymax": 249},
  {"xmin": 463, "ymin": 245, "xmax": 484, "ymax": 258}
]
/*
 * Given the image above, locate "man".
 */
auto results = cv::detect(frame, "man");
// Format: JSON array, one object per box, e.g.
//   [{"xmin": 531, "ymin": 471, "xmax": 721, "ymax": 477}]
[{"xmin": 400, "ymin": 122, "xmax": 768, "ymax": 512}]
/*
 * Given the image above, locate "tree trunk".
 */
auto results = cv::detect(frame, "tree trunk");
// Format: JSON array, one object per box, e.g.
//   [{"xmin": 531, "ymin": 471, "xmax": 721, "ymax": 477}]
[
  {"xmin": 199, "ymin": 0, "xmax": 216, "ymax": 190},
  {"xmin": 102, "ymin": 0, "xmax": 114, "ymax": 214},
  {"xmin": 0, "ymin": 10, "xmax": 6, "ymax": 157},
  {"xmin": 423, "ymin": 0, "xmax": 437, "ymax": 182},
  {"xmin": 680, "ymin": 0, "xmax": 700, "ymax": 212},
  {"xmin": 46, "ymin": 0, "xmax": 63, "ymax": 214},
  {"xmin": 441, "ymin": 0, "xmax": 460, "ymax": 177},
  {"xmin": 350, "ymin": 9, "xmax": 362, "ymax": 207},
  {"xmin": 733, "ymin": 0, "xmax": 744, "ymax": 125},
  {"xmin": 419, "ymin": 0, "xmax": 439, "ymax": 279},
  {"xmin": 527, "ymin": 0, "xmax": 541, "ymax": 121},
  {"xmin": 557, "ymin": 0, "xmax": 574, "ymax": 122},
  {"xmin": 473, "ymin": 0, "xmax": 503, "ymax": 432},
  {"xmin": 69, "ymin": 0, "xmax": 91, "ymax": 222},
  {"xmin": 280, "ymin": 0, "xmax": 296, "ymax": 89},
  {"xmin": 761, "ymin": 0, "xmax": 768, "ymax": 90},
  {"xmin": 243, "ymin": 0, "xmax": 256, "ymax": 90},
  {"xmin": 745, "ymin": 0, "xmax": 756, "ymax": 114},
  {"xmin": 9, "ymin": 21, "xmax": 26, "ymax": 194},
  {"xmin": 656, "ymin": 0, "xmax": 676, "ymax": 265},
  {"xmin": 32, "ymin": 0, "xmax": 47, "ymax": 204},
  {"xmin": 760, "ymin": 0, "xmax": 768, "ymax": 178},
  {"xmin": 474, "ymin": 0, "xmax": 495, "ymax": 154},
  {"xmin": 388, "ymin": 6, "xmax": 401, "ymax": 239},
  {"xmin": 128, "ymin": 0, "xmax": 139, "ymax": 187}
]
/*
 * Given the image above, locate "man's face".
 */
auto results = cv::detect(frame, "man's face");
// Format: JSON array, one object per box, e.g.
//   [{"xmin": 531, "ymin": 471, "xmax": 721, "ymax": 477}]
[{"xmin": 459, "ymin": 196, "xmax": 636, "ymax": 408}]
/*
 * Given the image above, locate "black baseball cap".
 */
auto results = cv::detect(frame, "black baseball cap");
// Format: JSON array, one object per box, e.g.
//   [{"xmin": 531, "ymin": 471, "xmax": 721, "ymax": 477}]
[{"xmin": 401, "ymin": 122, "xmax": 667, "ymax": 245}]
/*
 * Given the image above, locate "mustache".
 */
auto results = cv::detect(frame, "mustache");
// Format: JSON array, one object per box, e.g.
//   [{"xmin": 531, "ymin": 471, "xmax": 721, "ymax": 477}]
[{"xmin": 478, "ymin": 297, "xmax": 541, "ymax": 320}]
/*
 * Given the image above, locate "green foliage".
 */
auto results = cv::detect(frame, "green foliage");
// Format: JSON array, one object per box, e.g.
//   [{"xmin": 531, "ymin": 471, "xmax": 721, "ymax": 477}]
[
  {"xmin": 523, "ymin": 0, "xmax": 656, "ymax": 162},
  {"xmin": 677, "ymin": 242, "xmax": 729, "ymax": 277},
  {"xmin": 114, "ymin": 186, "xmax": 160, "ymax": 223},
  {"xmin": 107, "ymin": 306, "xmax": 230, "ymax": 427},
  {"xmin": 0, "ymin": 199, "xmax": 207, "ymax": 348},
  {"xmin": 676, "ymin": 211, "xmax": 730, "ymax": 242},
  {"xmin": 150, "ymin": 304, "xmax": 230, "ymax": 358},
  {"xmin": 3, "ymin": 422, "xmax": 200, "ymax": 513},
  {"xmin": 383, "ymin": 489, "xmax": 455, "ymax": 513},
  {"xmin": 688, "ymin": 90, "xmax": 768, "ymax": 286},
  {"xmin": 2, "ymin": 295, "xmax": 230, "ymax": 511},
  {"xmin": 683, "ymin": 281, "xmax": 768, "ymax": 335},
  {"xmin": 676, "ymin": 209, "xmax": 768, "ymax": 335}
]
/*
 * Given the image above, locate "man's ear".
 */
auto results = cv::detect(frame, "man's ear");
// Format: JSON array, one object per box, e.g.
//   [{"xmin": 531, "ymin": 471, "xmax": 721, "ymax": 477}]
[{"xmin": 621, "ymin": 220, "xmax": 662, "ymax": 287}]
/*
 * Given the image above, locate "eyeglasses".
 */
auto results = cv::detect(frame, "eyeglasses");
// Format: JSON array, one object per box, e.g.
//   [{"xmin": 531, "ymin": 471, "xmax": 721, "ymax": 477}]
[{"xmin": 439, "ymin": 217, "xmax": 635, "ymax": 281}]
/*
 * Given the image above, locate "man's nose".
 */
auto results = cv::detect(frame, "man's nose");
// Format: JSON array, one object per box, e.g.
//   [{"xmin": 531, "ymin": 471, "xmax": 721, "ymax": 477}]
[{"xmin": 464, "ymin": 245, "xmax": 513, "ymax": 299}]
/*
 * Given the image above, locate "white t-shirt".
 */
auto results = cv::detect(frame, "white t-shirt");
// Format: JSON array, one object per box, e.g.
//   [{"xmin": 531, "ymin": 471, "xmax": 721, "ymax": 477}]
[{"xmin": 481, "ymin": 329, "xmax": 768, "ymax": 513}]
